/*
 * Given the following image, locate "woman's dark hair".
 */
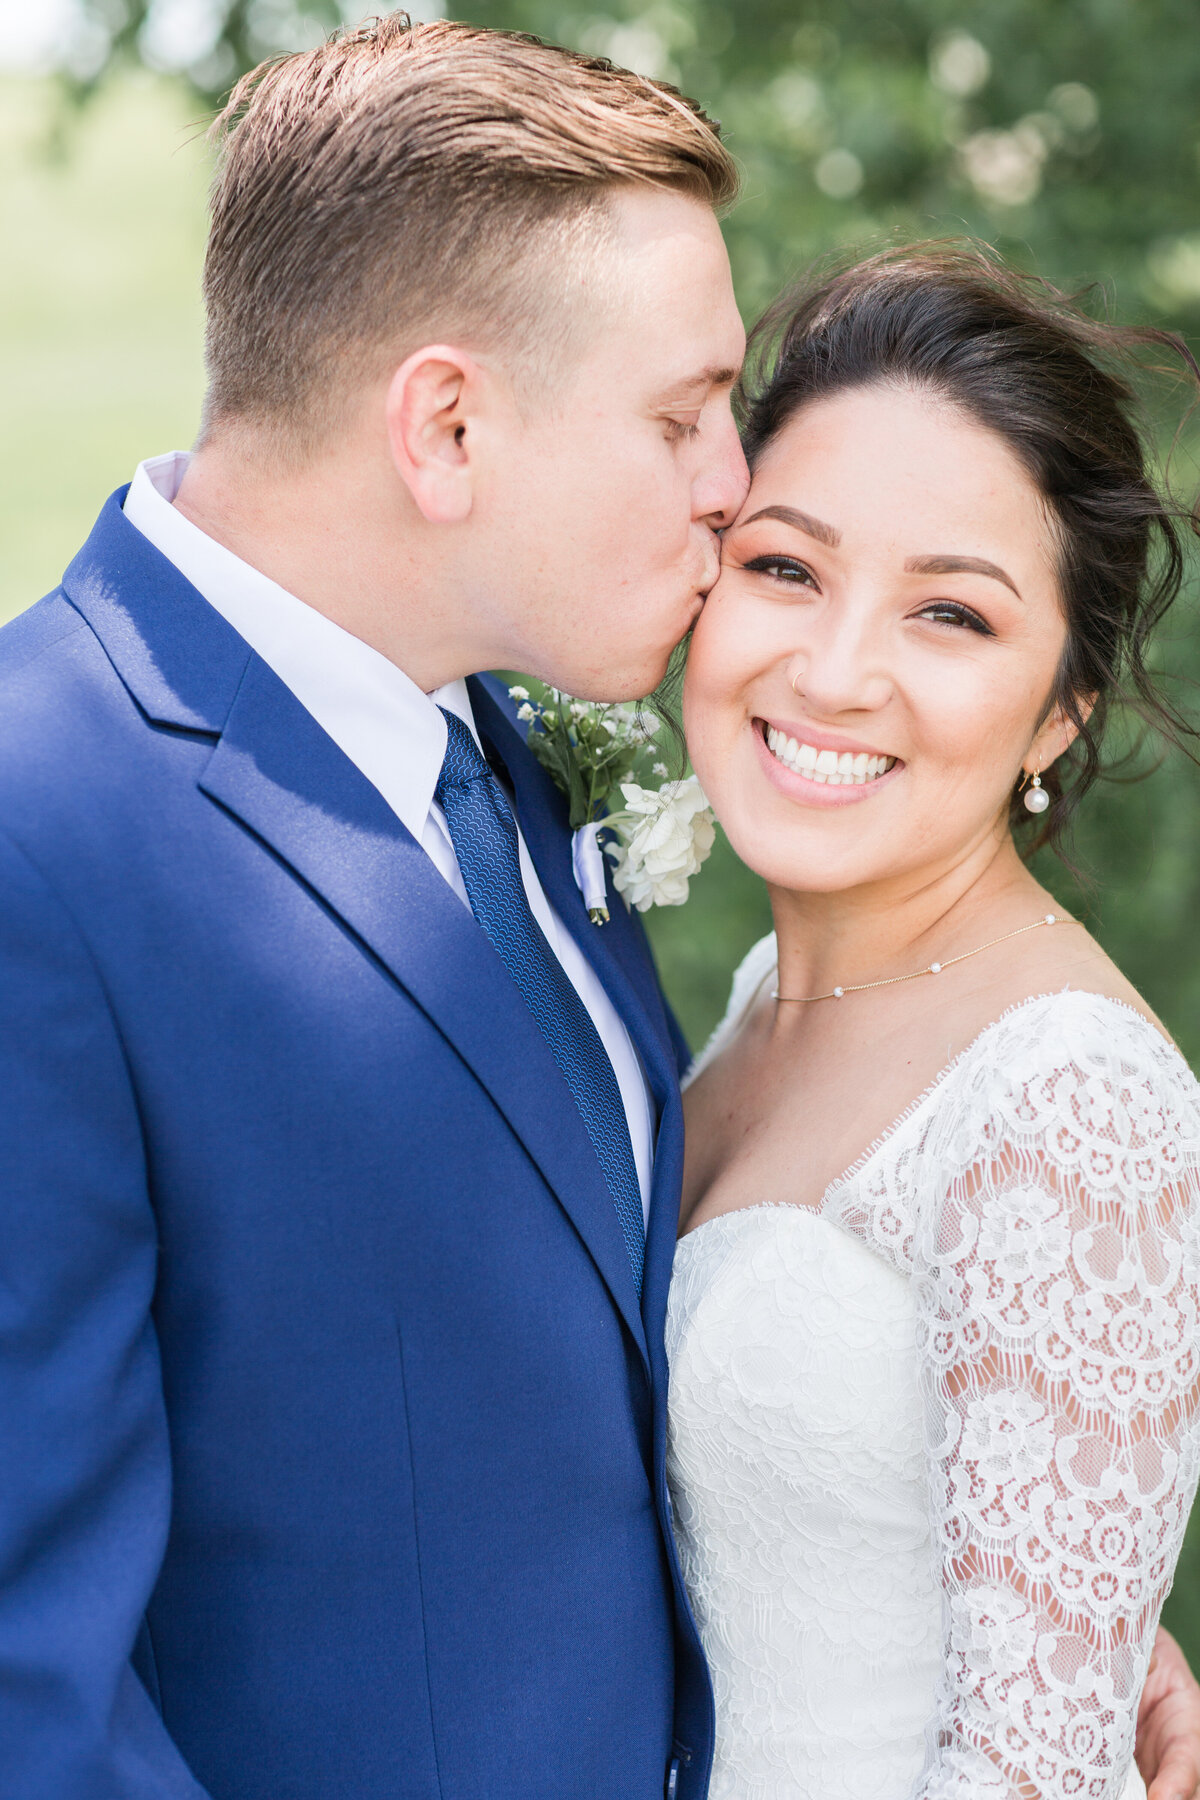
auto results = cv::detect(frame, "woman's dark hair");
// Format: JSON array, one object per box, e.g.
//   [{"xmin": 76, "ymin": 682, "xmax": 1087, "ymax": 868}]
[{"xmin": 738, "ymin": 241, "xmax": 1200, "ymax": 854}]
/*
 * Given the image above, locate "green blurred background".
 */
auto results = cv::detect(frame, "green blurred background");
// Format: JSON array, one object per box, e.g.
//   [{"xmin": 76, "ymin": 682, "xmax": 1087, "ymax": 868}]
[{"xmin": 3, "ymin": 0, "xmax": 1200, "ymax": 1655}]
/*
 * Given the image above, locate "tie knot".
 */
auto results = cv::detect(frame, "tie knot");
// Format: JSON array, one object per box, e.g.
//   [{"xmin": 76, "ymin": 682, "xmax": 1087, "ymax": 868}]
[{"xmin": 436, "ymin": 706, "xmax": 492, "ymax": 801}]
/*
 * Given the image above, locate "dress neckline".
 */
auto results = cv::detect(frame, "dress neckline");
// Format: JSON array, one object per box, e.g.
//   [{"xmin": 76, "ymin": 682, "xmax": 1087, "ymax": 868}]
[{"xmin": 678, "ymin": 984, "xmax": 1182, "ymax": 1251}]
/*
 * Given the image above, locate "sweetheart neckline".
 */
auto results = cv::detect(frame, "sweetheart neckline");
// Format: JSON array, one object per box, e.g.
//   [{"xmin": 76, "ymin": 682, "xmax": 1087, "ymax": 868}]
[{"xmin": 677, "ymin": 985, "xmax": 1185, "ymax": 1251}]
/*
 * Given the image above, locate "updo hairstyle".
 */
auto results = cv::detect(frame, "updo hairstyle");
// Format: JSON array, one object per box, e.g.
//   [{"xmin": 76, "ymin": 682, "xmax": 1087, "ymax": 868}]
[{"xmin": 738, "ymin": 243, "xmax": 1200, "ymax": 853}]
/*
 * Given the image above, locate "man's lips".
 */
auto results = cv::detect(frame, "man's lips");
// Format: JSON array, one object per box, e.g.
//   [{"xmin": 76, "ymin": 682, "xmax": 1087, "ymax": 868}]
[{"xmin": 754, "ymin": 717, "xmax": 904, "ymax": 806}]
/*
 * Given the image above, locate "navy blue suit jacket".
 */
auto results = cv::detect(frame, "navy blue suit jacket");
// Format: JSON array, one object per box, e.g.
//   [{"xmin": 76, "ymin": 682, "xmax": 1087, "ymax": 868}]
[{"xmin": 0, "ymin": 492, "xmax": 713, "ymax": 1799}]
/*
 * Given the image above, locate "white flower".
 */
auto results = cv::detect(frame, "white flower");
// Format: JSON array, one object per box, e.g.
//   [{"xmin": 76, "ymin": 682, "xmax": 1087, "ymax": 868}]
[
  {"xmin": 607, "ymin": 776, "xmax": 716, "ymax": 912},
  {"xmin": 507, "ymin": 685, "xmax": 530, "ymax": 702},
  {"xmin": 652, "ymin": 761, "xmax": 669, "ymax": 779},
  {"xmin": 1027, "ymin": 1691, "xmax": 1070, "ymax": 1738},
  {"xmin": 950, "ymin": 1585, "xmax": 1036, "ymax": 1681},
  {"xmin": 1048, "ymin": 1494, "xmax": 1093, "ymax": 1548},
  {"xmin": 959, "ymin": 1388, "xmax": 1055, "ymax": 1487},
  {"xmin": 975, "ymin": 1185, "xmax": 1069, "ymax": 1284},
  {"xmin": 516, "ymin": 702, "xmax": 536, "ymax": 723}
]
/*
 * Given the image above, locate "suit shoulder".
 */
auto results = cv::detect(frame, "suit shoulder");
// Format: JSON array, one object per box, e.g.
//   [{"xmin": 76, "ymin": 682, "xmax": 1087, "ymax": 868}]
[
  {"xmin": 0, "ymin": 592, "xmax": 87, "ymax": 680},
  {"xmin": 0, "ymin": 590, "xmax": 129, "ymax": 742},
  {"xmin": 0, "ymin": 590, "xmax": 149, "ymax": 827}
]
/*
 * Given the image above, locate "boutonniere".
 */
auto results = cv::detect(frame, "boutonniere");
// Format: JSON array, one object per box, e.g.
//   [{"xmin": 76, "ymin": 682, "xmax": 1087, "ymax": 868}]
[{"xmin": 508, "ymin": 683, "xmax": 716, "ymax": 925}]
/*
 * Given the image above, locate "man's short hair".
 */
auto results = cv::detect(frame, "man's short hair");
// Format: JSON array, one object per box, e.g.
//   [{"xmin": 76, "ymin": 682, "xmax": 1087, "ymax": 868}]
[{"xmin": 201, "ymin": 12, "xmax": 739, "ymax": 453}]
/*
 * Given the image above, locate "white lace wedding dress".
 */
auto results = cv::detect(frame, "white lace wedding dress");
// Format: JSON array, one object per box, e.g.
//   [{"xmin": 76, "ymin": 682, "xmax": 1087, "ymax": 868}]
[{"xmin": 667, "ymin": 935, "xmax": 1200, "ymax": 1800}]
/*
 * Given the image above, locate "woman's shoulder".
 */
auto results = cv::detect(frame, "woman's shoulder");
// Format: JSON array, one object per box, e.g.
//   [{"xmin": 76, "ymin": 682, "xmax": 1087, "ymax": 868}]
[
  {"xmin": 966, "ymin": 984, "xmax": 1184, "ymax": 1073},
  {"xmin": 942, "ymin": 985, "xmax": 1200, "ymax": 1156},
  {"xmin": 683, "ymin": 931, "xmax": 777, "ymax": 1089}
]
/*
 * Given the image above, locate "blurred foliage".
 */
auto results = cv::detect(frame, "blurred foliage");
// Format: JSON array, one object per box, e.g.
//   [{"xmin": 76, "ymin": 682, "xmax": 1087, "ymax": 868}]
[
  {"xmin": 71, "ymin": 0, "xmax": 1200, "ymax": 325},
  {"xmin": 33, "ymin": 0, "xmax": 1200, "ymax": 1660},
  {"xmin": 0, "ymin": 75, "xmax": 208, "ymax": 627}
]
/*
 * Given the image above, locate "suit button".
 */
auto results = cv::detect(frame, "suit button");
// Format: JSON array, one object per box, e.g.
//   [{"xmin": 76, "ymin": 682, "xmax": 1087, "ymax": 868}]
[{"xmin": 665, "ymin": 1755, "xmax": 680, "ymax": 1800}]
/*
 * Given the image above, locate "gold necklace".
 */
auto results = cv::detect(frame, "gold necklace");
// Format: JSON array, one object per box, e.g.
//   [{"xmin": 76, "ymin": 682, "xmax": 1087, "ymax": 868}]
[{"xmin": 772, "ymin": 912, "xmax": 1067, "ymax": 1004}]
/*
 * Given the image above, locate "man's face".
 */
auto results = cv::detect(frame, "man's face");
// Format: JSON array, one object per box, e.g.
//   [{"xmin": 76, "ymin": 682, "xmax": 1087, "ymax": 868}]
[{"xmin": 476, "ymin": 187, "xmax": 749, "ymax": 700}]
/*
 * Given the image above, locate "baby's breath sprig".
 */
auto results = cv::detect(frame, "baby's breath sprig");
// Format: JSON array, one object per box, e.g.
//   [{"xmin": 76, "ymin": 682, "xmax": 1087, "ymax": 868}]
[
  {"xmin": 508, "ymin": 680, "xmax": 716, "ymax": 925},
  {"xmin": 508, "ymin": 685, "xmax": 662, "ymax": 832}
]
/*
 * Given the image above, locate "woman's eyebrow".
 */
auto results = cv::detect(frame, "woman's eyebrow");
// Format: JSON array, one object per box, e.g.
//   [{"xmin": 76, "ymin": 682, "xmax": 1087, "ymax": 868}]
[
  {"xmin": 905, "ymin": 553, "xmax": 1022, "ymax": 599},
  {"xmin": 740, "ymin": 505, "xmax": 841, "ymax": 547}
]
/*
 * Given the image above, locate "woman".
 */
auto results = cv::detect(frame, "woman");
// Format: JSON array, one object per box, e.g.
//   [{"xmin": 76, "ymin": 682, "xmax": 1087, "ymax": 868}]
[{"xmin": 669, "ymin": 247, "xmax": 1200, "ymax": 1800}]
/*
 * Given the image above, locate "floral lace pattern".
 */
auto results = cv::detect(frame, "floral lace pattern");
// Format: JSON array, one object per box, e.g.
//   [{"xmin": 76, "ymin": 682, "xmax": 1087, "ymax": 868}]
[{"xmin": 669, "ymin": 939, "xmax": 1200, "ymax": 1800}]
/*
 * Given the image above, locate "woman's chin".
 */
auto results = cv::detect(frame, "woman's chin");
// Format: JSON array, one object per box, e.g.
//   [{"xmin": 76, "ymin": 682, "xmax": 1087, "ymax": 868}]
[
  {"xmin": 697, "ymin": 746, "xmax": 913, "ymax": 895},
  {"xmin": 712, "ymin": 805, "xmax": 880, "ymax": 895}
]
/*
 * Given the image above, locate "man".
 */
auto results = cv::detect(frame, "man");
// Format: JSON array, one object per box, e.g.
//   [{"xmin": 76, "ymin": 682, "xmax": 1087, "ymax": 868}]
[{"xmin": 0, "ymin": 15, "xmax": 1197, "ymax": 1799}]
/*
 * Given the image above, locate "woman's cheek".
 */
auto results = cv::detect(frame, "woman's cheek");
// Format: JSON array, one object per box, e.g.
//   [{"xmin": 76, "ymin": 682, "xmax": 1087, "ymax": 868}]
[{"xmin": 684, "ymin": 609, "xmax": 740, "ymax": 723}]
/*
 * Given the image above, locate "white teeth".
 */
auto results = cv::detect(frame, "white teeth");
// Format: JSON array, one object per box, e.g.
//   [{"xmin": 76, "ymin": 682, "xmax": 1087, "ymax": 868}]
[{"xmin": 765, "ymin": 727, "xmax": 896, "ymax": 788}]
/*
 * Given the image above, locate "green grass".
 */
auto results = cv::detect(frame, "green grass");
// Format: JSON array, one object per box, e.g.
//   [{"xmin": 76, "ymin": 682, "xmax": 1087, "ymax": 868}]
[{"xmin": 0, "ymin": 74, "xmax": 209, "ymax": 619}]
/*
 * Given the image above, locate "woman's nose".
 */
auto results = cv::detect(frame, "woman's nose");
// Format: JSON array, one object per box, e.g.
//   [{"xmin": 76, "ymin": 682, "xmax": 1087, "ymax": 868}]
[{"xmin": 788, "ymin": 619, "xmax": 892, "ymax": 715}]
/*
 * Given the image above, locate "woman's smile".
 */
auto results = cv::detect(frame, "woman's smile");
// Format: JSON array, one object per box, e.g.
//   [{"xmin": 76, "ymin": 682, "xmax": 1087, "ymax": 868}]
[
  {"xmin": 756, "ymin": 718, "xmax": 902, "ymax": 805},
  {"xmin": 684, "ymin": 380, "xmax": 1069, "ymax": 896}
]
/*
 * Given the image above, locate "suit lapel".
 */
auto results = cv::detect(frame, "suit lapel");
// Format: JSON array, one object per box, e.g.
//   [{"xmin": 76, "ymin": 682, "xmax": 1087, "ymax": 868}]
[
  {"xmin": 64, "ymin": 496, "xmax": 650, "ymax": 1365},
  {"xmin": 468, "ymin": 678, "xmax": 686, "ymax": 1339},
  {"xmin": 199, "ymin": 660, "xmax": 650, "ymax": 1363},
  {"xmin": 469, "ymin": 678, "xmax": 679, "ymax": 1101}
]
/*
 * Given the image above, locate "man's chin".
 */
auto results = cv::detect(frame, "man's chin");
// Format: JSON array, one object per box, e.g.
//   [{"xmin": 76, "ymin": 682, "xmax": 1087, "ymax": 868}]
[{"xmin": 522, "ymin": 608, "xmax": 698, "ymax": 702}]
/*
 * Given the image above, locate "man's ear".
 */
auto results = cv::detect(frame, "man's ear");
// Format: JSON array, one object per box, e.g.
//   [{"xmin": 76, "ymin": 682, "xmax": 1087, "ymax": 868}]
[
  {"xmin": 385, "ymin": 345, "xmax": 481, "ymax": 524},
  {"xmin": 1027, "ymin": 693, "xmax": 1096, "ymax": 773}
]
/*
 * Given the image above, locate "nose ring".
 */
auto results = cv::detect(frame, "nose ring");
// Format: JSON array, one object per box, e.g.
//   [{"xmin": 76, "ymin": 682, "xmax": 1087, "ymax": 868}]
[{"xmin": 789, "ymin": 662, "xmax": 807, "ymax": 697}]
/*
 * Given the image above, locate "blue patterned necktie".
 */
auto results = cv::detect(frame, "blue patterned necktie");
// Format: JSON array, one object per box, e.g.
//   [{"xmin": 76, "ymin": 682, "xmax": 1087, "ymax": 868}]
[{"xmin": 435, "ymin": 708, "xmax": 645, "ymax": 1297}]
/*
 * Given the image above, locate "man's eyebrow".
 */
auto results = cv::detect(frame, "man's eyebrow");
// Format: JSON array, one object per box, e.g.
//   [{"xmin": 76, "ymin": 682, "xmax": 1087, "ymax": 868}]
[
  {"xmin": 657, "ymin": 364, "xmax": 742, "ymax": 397},
  {"xmin": 740, "ymin": 505, "xmax": 841, "ymax": 548},
  {"xmin": 905, "ymin": 554, "xmax": 1022, "ymax": 599}
]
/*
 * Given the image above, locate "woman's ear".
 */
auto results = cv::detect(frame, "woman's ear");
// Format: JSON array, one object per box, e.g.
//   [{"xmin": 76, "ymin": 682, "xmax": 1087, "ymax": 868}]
[
  {"xmin": 384, "ymin": 344, "xmax": 481, "ymax": 524},
  {"xmin": 1027, "ymin": 693, "xmax": 1096, "ymax": 773}
]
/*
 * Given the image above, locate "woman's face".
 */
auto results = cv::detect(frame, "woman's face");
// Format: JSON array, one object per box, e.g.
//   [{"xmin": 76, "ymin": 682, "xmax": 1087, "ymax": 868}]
[{"xmin": 684, "ymin": 382, "xmax": 1074, "ymax": 896}]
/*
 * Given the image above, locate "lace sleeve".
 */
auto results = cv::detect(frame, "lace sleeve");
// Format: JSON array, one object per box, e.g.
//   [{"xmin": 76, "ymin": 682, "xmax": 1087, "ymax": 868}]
[{"xmin": 912, "ymin": 998, "xmax": 1200, "ymax": 1800}]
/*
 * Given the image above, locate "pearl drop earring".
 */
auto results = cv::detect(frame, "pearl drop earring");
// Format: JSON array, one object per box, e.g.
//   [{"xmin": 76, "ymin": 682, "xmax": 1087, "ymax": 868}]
[{"xmin": 1023, "ymin": 770, "xmax": 1049, "ymax": 815}]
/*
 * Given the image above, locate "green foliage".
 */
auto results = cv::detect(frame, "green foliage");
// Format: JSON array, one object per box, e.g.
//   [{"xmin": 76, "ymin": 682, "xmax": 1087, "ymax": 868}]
[
  {"xmin": 510, "ymin": 682, "xmax": 665, "ymax": 830},
  {"xmin": 71, "ymin": 3, "xmax": 1200, "ymax": 326},
  {"xmin": 68, "ymin": 3, "xmax": 349, "ymax": 105}
]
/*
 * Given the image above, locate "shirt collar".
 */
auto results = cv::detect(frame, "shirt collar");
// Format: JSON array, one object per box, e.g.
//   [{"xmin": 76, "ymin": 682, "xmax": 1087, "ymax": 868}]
[{"xmin": 122, "ymin": 452, "xmax": 477, "ymax": 845}]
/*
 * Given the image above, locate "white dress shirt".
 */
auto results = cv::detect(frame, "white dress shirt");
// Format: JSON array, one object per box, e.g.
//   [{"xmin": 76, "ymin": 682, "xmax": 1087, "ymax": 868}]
[{"xmin": 123, "ymin": 453, "xmax": 654, "ymax": 1220}]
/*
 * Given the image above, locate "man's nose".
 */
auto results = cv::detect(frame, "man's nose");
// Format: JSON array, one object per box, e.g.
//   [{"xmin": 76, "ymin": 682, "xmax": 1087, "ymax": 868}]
[{"xmin": 695, "ymin": 414, "xmax": 750, "ymax": 531}]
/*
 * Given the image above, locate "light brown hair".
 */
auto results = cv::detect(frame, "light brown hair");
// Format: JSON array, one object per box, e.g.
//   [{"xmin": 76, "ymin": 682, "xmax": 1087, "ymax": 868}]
[{"xmin": 201, "ymin": 12, "xmax": 739, "ymax": 453}]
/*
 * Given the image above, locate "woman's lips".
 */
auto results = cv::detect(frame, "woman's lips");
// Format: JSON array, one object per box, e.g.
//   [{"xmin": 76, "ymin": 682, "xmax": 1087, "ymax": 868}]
[{"xmin": 753, "ymin": 718, "xmax": 904, "ymax": 807}]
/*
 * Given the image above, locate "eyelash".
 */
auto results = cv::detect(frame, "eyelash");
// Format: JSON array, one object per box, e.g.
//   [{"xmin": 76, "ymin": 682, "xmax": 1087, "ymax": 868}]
[
  {"xmin": 742, "ymin": 554, "xmax": 817, "ymax": 586},
  {"xmin": 665, "ymin": 419, "xmax": 701, "ymax": 443},
  {"xmin": 742, "ymin": 556, "xmax": 996, "ymax": 637},
  {"xmin": 918, "ymin": 600, "xmax": 994, "ymax": 637}
]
